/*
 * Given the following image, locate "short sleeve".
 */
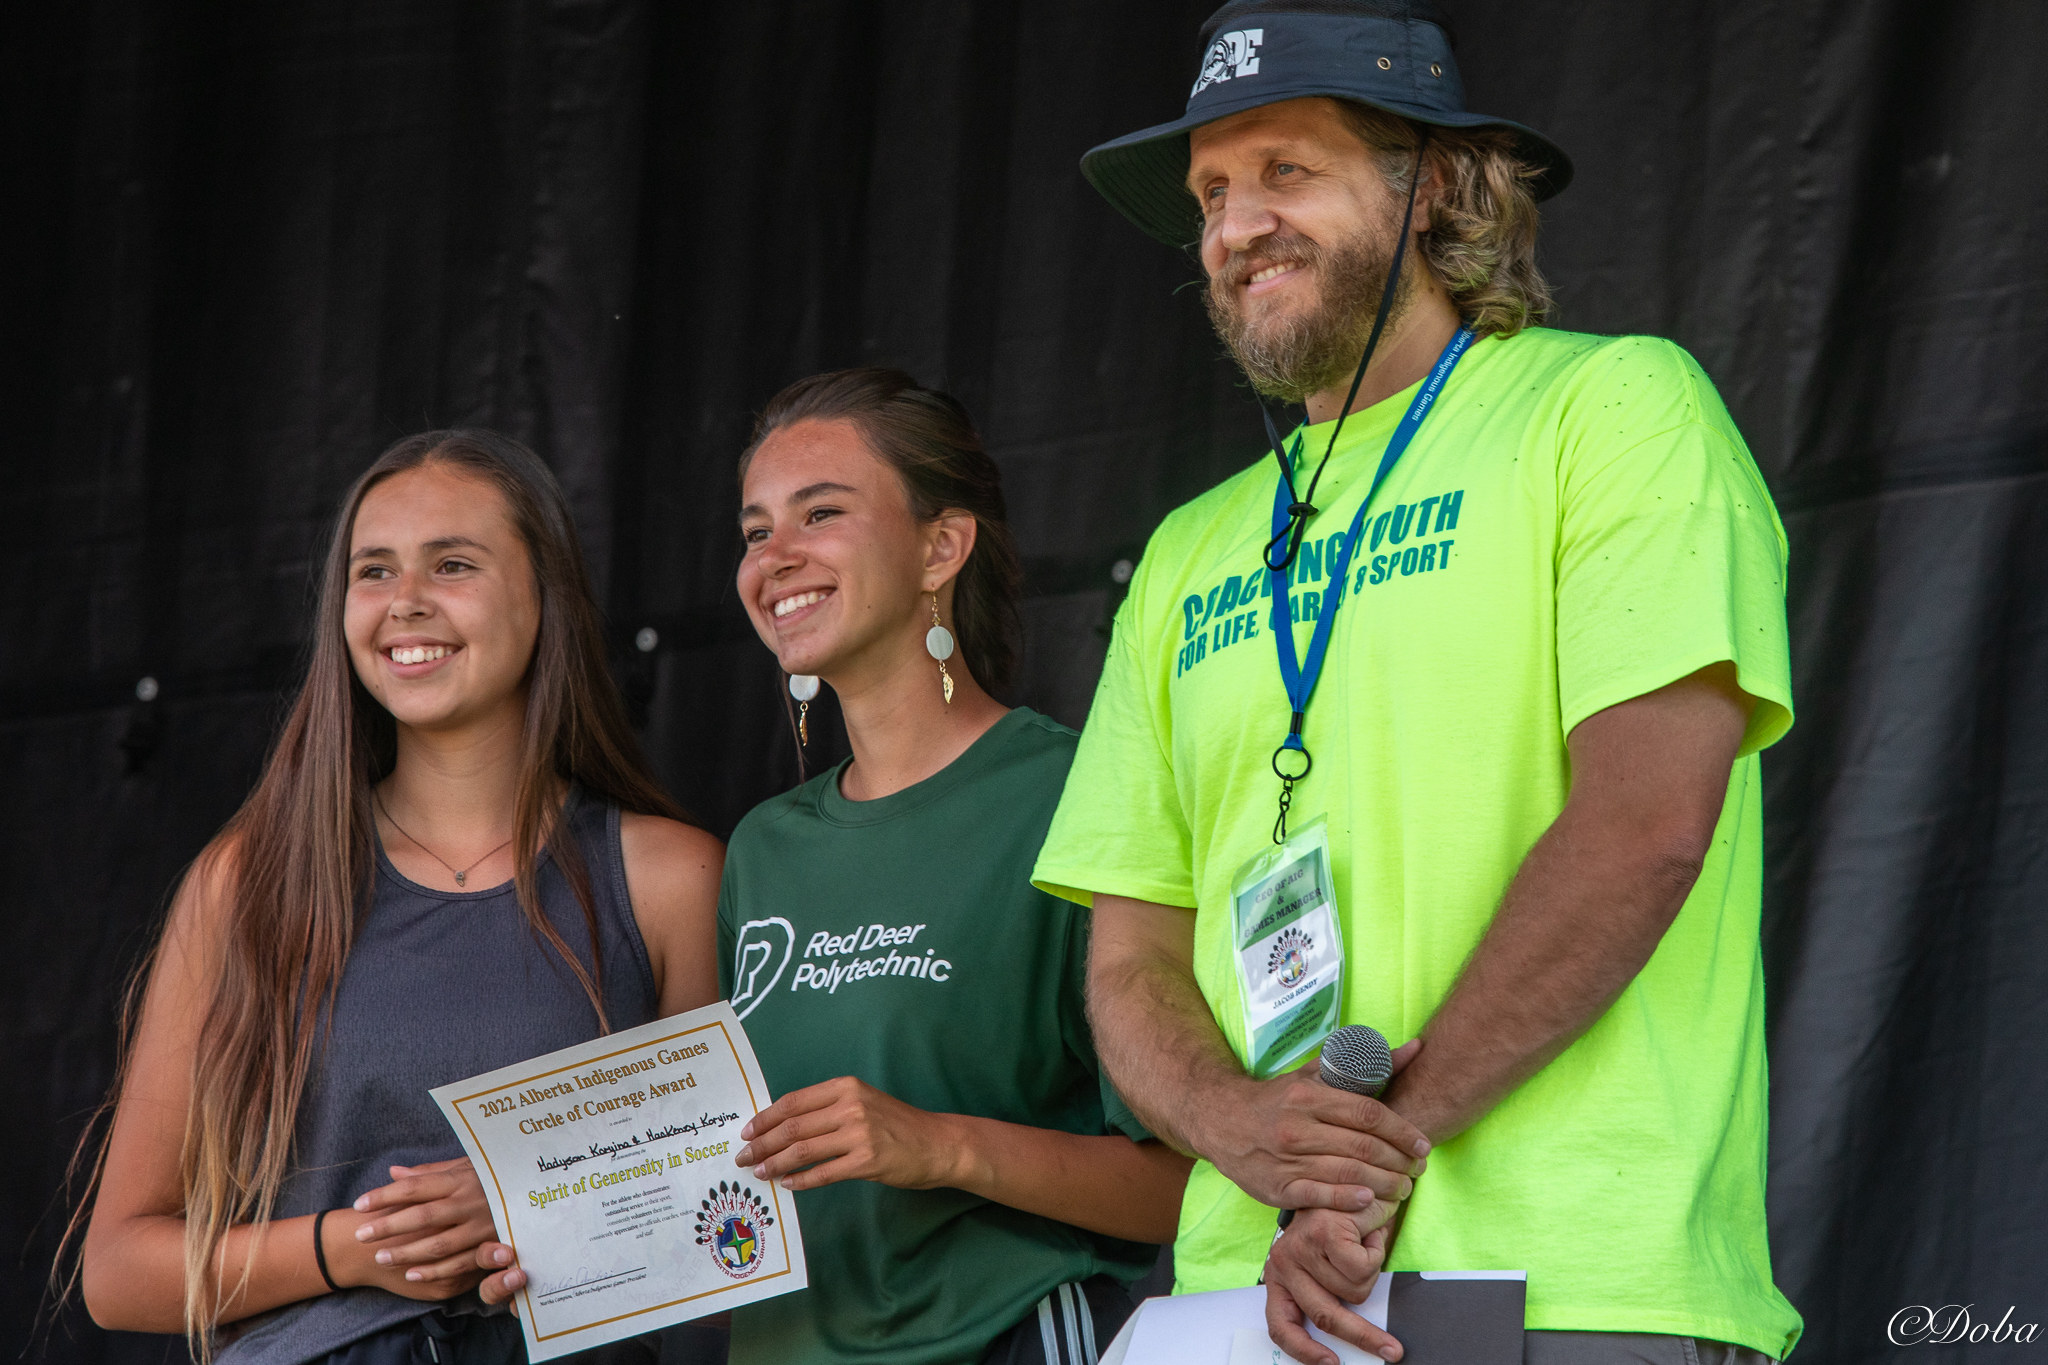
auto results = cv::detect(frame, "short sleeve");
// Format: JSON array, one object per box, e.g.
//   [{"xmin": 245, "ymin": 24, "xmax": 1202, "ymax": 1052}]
[
  {"xmin": 1554, "ymin": 342, "xmax": 1793, "ymax": 754},
  {"xmin": 1031, "ymin": 588, "xmax": 1197, "ymax": 908},
  {"xmin": 715, "ymin": 866, "xmax": 738, "ymax": 998},
  {"xmin": 1097, "ymin": 1072, "xmax": 1154, "ymax": 1143}
]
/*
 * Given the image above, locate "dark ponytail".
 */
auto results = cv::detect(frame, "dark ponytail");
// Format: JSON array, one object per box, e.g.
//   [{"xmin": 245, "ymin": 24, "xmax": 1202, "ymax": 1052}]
[{"xmin": 740, "ymin": 368, "xmax": 1024, "ymax": 694}]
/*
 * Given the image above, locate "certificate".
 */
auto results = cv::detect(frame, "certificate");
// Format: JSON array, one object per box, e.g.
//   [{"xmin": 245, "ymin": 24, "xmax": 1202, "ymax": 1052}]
[{"xmin": 431, "ymin": 1002, "xmax": 806, "ymax": 1361}]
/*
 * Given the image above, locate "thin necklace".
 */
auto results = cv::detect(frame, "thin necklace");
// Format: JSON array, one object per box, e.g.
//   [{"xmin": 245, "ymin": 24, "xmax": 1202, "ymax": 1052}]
[{"xmin": 374, "ymin": 791, "xmax": 514, "ymax": 888}]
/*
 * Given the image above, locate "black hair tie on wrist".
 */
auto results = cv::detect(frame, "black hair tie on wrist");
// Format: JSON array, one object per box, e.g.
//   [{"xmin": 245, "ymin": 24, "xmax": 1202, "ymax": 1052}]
[{"xmin": 313, "ymin": 1208, "xmax": 341, "ymax": 1292}]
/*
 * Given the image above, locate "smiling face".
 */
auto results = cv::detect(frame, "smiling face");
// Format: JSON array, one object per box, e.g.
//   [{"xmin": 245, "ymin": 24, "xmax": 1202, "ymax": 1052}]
[
  {"xmin": 1189, "ymin": 98, "xmax": 1420, "ymax": 401},
  {"xmin": 344, "ymin": 462, "xmax": 541, "ymax": 734},
  {"xmin": 736, "ymin": 419, "xmax": 969, "ymax": 684}
]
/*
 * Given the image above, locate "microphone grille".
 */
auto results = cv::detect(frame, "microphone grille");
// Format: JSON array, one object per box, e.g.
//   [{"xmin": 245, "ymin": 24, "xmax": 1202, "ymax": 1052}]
[{"xmin": 1319, "ymin": 1026, "xmax": 1393, "ymax": 1097}]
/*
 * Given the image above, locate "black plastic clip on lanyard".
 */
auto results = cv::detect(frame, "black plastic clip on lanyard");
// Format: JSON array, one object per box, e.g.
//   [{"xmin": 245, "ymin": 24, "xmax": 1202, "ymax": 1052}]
[{"xmin": 1259, "ymin": 129, "xmax": 1432, "ymax": 581}]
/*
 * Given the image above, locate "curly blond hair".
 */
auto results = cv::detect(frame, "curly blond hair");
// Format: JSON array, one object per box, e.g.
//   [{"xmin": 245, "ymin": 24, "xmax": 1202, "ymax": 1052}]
[{"xmin": 1339, "ymin": 102, "xmax": 1554, "ymax": 337}]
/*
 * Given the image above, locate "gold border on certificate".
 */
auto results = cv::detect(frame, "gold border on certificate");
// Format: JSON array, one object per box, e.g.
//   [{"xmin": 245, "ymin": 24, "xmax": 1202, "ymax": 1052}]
[{"xmin": 433, "ymin": 1004, "xmax": 804, "ymax": 1353}]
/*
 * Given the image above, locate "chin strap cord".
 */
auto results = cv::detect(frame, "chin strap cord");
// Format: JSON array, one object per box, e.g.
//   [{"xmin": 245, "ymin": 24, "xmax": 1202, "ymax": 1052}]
[{"xmin": 1260, "ymin": 129, "xmax": 1433, "ymax": 575}]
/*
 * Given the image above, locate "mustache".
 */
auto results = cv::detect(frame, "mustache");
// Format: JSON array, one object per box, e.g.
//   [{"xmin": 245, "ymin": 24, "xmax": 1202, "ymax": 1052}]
[
  {"xmin": 1202, "ymin": 220, "xmax": 1404, "ymax": 404},
  {"xmin": 1215, "ymin": 234, "xmax": 1327, "ymax": 291}
]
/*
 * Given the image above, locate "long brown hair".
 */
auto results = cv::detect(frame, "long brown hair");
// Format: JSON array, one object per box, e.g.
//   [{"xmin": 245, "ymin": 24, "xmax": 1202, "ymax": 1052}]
[
  {"xmin": 739, "ymin": 368, "xmax": 1024, "ymax": 694},
  {"xmin": 64, "ymin": 429, "xmax": 685, "ymax": 1353},
  {"xmin": 1338, "ymin": 102, "xmax": 1554, "ymax": 337}
]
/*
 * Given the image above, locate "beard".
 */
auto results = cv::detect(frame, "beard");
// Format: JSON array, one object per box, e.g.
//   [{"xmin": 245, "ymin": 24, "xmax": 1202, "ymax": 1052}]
[{"xmin": 1205, "ymin": 220, "xmax": 1412, "ymax": 404}]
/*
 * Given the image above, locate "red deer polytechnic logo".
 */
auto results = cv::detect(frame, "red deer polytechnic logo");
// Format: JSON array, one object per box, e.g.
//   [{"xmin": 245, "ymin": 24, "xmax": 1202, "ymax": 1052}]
[
  {"xmin": 695, "ymin": 1181, "xmax": 774, "ymax": 1279},
  {"xmin": 1192, "ymin": 29, "xmax": 1264, "ymax": 97}
]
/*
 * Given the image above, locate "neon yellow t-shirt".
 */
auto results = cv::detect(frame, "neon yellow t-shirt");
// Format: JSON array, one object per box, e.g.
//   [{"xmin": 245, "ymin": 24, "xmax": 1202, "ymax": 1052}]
[{"xmin": 1032, "ymin": 327, "xmax": 1803, "ymax": 1358}]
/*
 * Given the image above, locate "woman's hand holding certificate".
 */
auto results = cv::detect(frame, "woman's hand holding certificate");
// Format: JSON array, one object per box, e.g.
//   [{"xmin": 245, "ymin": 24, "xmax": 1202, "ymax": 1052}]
[
  {"xmin": 429, "ymin": 1001, "xmax": 807, "ymax": 1362},
  {"xmin": 736, "ymin": 1075, "xmax": 965, "ymax": 1191},
  {"xmin": 347, "ymin": 1158, "xmax": 498, "ymax": 1289}
]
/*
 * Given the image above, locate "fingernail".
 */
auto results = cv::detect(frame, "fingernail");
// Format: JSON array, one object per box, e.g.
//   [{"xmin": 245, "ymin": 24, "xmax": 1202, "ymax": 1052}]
[
  {"xmin": 406, "ymin": 1270, "xmax": 422, "ymax": 1282},
  {"xmin": 779, "ymin": 1178, "xmax": 795, "ymax": 1189},
  {"xmin": 1353, "ymin": 1191, "xmax": 1373, "ymax": 1210},
  {"xmin": 507, "ymin": 1271, "xmax": 526, "ymax": 1289},
  {"xmin": 754, "ymin": 1164, "xmax": 768, "ymax": 1179},
  {"xmin": 354, "ymin": 1196, "xmax": 370, "ymax": 1212},
  {"xmin": 356, "ymin": 1225, "xmax": 374, "ymax": 1241},
  {"xmin": 493, "ymin": 1247, "xmax": 510, "ymax": 1266},
  {"xmin": 375, "ymin": 1250, "xmax": 392, "ymax": 1265},
  {"xmin": 735, "ymin": 1146, "xmax": 752, "ymax": 1164},
  {"xmin": 1413, "ymin": 1139, "xmax": 1431, "ymax": 1157},
  {"xmin": 740, "ymin": 1122, "xmax": 755, "ymax": 1140}
]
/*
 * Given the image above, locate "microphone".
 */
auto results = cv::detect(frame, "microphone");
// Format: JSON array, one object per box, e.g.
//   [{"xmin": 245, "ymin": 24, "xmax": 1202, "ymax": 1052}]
[
  {"xmin": 1318, "ymin": 1024, "xmax": 1393, "ymax": 1098},
  {"xmin": 1276, "ymin": 1026, "xmax": 1394, "ymax": 1232}
]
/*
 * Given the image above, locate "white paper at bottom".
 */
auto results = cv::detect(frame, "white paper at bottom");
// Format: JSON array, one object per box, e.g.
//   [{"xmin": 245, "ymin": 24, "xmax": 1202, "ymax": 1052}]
[
  {"xmin": 430, "ymin": 1002, "xmax": 805, "ymax": 1361},
  {"xmin": 1107, "ymin": 1280, "xmax": 1391, "ymax": 1365},
  {"xmin": 1228, "ymin": 1327, "xmax": 1385, "ymax": 1365}
]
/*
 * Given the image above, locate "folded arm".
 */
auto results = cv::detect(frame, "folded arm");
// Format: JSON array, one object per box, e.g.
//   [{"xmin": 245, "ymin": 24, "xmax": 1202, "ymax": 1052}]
[
  {"xmin": 1267, "ymin": 662, "xmax": 1754, "ymax": 1365},
  {"xmin": 1379, "ymin": 661, "xmax": 1751, "ymax": 1142},
  {"xmin": 1086, "ymin": 898, "xmax": 1429, "ymax": 1215}
]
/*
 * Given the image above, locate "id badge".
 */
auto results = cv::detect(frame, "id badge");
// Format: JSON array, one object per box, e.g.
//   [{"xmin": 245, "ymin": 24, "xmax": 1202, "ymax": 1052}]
[{"xmin": 1228, "ymin": 817, "xmax": 1344, "ymax": 1078}]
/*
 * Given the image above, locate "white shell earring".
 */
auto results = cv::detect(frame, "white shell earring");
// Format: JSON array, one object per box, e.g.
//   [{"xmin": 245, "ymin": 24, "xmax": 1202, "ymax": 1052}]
[
  {"xmin": 788, "ymin": 673, "xmax": 820, "ymax": 745},
  {"xmin": 927, "ymin": 595, "xmax": 955, "ymax": 705}
]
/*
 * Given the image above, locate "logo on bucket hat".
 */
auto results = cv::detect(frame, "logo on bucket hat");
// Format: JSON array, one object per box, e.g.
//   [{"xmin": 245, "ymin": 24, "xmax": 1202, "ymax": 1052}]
[
  {"xmin": 1191, "ymin": 28, "xmax": 1265, "ymax": 98},
  {"xmin": 1081, "ymin": 0, "xmax": 1573, "ymax": 246}
]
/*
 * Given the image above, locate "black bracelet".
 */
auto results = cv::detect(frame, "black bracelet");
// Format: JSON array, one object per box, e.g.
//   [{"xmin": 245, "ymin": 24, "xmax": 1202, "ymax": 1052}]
[{"xmin": 312, "ymin": 1208, "xmax": 341, "ymax": 1292}]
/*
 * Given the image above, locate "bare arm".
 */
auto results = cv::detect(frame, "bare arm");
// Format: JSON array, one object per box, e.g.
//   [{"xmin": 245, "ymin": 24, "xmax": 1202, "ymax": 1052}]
[
  {"xmin": 1264, "ymin": 663, "xmax": 1753, "ymax": 1365},
  {"xmin": 1380, "ymin": 662, "xmax": 1751, "ymax": 1142},
  {"xmin": 467, "ymin": 816, "xmax": 724, "ymax": 1307},
  {"xmin": 1086, "ymin": 899, "xmax": 1430, "ymax": 1214},
  {"xmin": 82, "ymin": 847, "xmax": 479, "ymax": 1332},
  {"xmin": 733, "ymin": 1076, "xmax": 1192, "ymax": 1243},
  {"xmin": 620, "ymin": 814, "xmax": 724, "ymax": 1017},
  {"xmin": 947, "ymin": 1116, "xmax": 1193, "ymax": 1244}
]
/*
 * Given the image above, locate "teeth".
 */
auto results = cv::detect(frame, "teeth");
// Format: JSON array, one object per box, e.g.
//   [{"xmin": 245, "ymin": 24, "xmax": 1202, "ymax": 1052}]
[
  {"xmin": 773, "ymin": 591, "xmax": 827, "ymax": 619},
  {"xmin": 1250, "ymin": 264, "xmax": 1292, "ymax": 285},
  {"xmin": 390, "ymin": 645, "xmax": 451, "ymax": 665}
]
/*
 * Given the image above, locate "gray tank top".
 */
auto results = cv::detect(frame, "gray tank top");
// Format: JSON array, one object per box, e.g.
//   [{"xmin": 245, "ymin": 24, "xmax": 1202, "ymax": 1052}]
[{"xmin": 218, "ymin": 789, "xmax": 660, "ymax": 1365}]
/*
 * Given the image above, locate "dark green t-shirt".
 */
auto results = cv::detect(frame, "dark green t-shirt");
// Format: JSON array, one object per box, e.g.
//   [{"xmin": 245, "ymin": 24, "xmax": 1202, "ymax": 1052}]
[{"xmin": 716, "ymin": 708, "xmax": 1156, "ymax": 1365}]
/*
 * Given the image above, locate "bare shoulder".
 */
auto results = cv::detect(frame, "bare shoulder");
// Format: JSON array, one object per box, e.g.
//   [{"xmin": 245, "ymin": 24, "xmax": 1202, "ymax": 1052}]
[
  {"xmin": 159, "ymin": 829, "xmax": 246, "ymax": 971},
  {"xmin": 618, "ymin": 815, "xmax": 723, "ymax": 1013},
  {"xmin": 618, "ymin": 813, "xmax": 724, "ymax": 895},
  {"xmin": 116, "ymin": 830, "xmax": 248, "ymax": 1126}
]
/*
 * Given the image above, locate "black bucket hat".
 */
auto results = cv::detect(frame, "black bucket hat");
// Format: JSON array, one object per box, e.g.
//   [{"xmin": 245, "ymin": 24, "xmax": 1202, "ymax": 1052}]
[{"xmin": 1082, "ymin": 0, "xmax": 1573, "ymax": 247}]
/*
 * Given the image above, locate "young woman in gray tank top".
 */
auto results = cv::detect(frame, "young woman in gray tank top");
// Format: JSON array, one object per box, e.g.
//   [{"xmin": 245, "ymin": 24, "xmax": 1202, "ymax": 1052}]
[{"xmin": 73, "ymin": 431, "xmax": 724, "ymax": 1365}]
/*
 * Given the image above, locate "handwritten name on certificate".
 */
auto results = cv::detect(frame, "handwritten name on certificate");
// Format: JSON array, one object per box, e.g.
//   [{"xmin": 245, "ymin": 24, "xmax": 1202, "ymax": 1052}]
[{"xmin": 431, "ymin": 1002, "xmax": 806, "ymax": 1361}]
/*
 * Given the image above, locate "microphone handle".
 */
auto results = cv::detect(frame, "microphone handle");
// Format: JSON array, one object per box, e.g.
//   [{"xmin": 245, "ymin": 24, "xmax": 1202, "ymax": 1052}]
[{"xmin": 1274, "ymin": 1063, "xmax": 1387, "ymax": 1233}]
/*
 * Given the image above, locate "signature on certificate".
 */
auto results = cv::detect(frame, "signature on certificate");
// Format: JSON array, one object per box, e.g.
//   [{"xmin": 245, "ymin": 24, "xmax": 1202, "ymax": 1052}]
[
  {"xmin": 533, "ymin": 1265, "xmax": 646, "ymax": 1300},
  {"xmin": 533, "ymin": 1113, "xmax": 746, "ymax": 1173}
]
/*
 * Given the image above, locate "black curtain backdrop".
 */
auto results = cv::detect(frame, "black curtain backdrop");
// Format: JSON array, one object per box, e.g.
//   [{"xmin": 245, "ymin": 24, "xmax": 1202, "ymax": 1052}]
[{"xmin": 5, "ymin": 1, "xmax": 2044, "ymax": 1361}]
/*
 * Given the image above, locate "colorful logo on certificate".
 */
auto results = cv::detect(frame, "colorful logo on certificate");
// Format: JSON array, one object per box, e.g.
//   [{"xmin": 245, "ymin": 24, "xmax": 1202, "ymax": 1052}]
[
  {"xmin": 695, "ymin": 1181, "xmax": 774, "ymax": 1279},
  {"xmin": 1267, "ymin": 926, "xmax": 1312, "ymax": 988}
]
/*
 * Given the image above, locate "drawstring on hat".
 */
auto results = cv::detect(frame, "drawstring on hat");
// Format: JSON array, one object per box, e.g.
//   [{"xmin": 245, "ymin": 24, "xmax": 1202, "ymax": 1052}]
[{"xmin": 1259, "ymin": 127, "xmax": 1432, "ymax": 575}]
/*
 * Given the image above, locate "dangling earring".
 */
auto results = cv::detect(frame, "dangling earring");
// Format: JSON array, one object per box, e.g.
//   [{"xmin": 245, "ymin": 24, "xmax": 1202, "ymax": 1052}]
[
  {"xmin": 926, "ymin": 594, "xmax": 955, "ymax": 705},
  {"xmin": 788, "ymin": 673, "xmax": 820, "ymax": 745}
]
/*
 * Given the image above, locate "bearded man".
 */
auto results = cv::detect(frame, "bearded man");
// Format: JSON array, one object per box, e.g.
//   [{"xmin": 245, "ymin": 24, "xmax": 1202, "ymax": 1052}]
[{"xmin": 1031, "ymin": 2, "xmax": 1805, "ymax": 1363}]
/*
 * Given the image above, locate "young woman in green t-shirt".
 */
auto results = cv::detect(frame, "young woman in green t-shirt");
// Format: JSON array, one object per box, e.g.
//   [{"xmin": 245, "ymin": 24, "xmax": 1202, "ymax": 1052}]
[{"xmin": 718, "ymin": 368, "xmax": 1191, "ymax": 1364}]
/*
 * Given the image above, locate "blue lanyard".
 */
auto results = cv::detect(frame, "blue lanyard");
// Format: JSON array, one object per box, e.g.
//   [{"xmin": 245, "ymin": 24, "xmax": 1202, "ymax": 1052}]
[{"xmin": 1265, "ymin": 326, "xmax": 1475, "ymax": 840}]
